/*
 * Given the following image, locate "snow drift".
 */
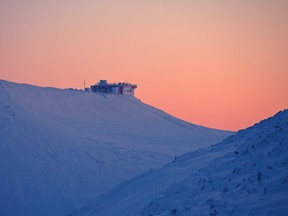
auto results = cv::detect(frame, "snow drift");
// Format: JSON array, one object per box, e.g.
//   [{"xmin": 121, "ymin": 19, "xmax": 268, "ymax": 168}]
[
  {"xmin": 0, "ymin": 80, "xmax": 231, "ymax": 216},
  {"xmin": 72, "ymin": 110, "xmax": 288, "ymax": 216}
]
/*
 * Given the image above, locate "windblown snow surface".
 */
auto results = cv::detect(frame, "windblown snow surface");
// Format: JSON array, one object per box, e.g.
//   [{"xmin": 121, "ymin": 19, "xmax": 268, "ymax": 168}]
[
  {"xmin": 0, "ymin": 80, "xmax": 231, "ymax": 216},
  {"xmin": 72, "ymin": 110, "xmax": 288, "ymax": 216}
]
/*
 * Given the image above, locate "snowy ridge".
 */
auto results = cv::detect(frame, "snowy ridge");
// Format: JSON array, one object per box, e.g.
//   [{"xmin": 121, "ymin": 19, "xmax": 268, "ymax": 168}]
[
  {"xmin": 72, "ymin": 110, "xmax": 288, "ymax": 216},
  {"xmin": 0, "ymin": 80, "xmax": 231, "ymax": 216}
]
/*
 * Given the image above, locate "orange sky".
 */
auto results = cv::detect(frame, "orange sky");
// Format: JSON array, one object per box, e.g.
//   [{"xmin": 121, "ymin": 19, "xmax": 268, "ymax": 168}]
[{"xmin": 1, "ymin": 0, "xmax": 287, "ymax": 131}]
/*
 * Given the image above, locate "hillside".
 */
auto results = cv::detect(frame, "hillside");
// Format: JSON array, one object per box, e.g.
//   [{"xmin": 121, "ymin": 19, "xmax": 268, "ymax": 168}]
[
  {"xmin": 72, "ymin": 110, "xmax": 288, "ymax": 216},
  {"xmin": 0, "ymin": 80, "xmax": 231, "ymax": 216}
]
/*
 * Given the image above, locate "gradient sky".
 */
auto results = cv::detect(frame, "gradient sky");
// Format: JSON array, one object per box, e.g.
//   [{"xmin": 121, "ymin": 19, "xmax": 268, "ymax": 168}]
[{"xmin": 1, "ymin": 0, "xmax": 287, "ymax": 131}]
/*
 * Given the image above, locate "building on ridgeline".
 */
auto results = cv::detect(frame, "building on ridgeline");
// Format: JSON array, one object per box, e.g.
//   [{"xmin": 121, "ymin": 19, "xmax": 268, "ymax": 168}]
[{"xmin": 85, "ymin": 80, "xmax": 137, "ymax": 96}]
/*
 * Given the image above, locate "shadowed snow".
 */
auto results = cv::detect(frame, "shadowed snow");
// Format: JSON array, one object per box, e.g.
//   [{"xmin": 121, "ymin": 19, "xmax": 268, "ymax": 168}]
[
  {"xmin": 0, "ymin": 80, "xmax": 232, "ymax": 216},
  {"xmin": 72, "ymin": 110, "xmax": 288, "ymax": 216}
]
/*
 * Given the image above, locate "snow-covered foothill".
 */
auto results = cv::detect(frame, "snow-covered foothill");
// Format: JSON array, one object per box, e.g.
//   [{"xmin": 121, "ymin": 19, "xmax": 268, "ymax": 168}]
[
  {"xmin": 72, "ymin": 110, "xmax": 288, "ymax": 216},
  {"xmin": 0, "ymin": 80, "xmax": 231, "ymax": 216}
]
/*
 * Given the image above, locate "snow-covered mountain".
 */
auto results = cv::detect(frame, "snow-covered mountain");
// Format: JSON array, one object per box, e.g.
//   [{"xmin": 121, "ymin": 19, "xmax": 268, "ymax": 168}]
[
  {"xmin": 0, "ymin": 80, "xmax": 231, "ymax": 216},
  {"xmin": 72, "ymin": 110, "xmax": 288, "ymax": 216}
]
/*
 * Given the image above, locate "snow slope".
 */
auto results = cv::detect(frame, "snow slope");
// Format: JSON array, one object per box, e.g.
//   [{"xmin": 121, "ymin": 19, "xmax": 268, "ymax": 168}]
[
  {"xmin": 72, "ymin": 110, "xmax": 288, "ymax": 216},
  {"xmin": 0, "ymin": 80, "xmax": 231, "ymax": 216}
]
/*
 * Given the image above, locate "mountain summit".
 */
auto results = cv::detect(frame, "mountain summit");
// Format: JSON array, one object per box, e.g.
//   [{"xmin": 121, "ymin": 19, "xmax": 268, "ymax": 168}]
[{"xmin": 0, "ymin": 80, "xmax": 231, "ymax": 216}]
